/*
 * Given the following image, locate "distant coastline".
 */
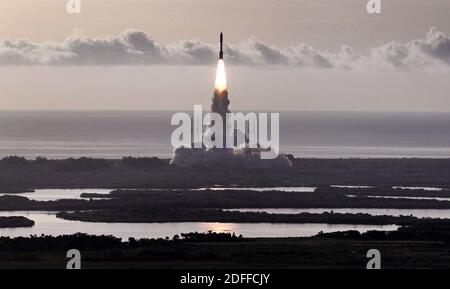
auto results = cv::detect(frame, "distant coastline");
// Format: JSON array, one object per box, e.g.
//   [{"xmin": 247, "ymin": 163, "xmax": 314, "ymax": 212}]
[
  {"xmin": 1, "ymin": 157, "xmax": 450, "ymax": 193},
  {"xmin": 1, "ymin": 110, "xmax": 450, "ymax": 159}
]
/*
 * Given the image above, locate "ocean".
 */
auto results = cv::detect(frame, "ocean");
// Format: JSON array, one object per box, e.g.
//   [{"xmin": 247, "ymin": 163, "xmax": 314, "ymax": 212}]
[{"xmin": 0, "ymin": 110, "xmax": 449, "ymax": 159}]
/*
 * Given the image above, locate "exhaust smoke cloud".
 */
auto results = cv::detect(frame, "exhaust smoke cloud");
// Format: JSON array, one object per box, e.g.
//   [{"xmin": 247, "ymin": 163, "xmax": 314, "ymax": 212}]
[{"xmin": 171, "ymin": 36, "xmax": 292, "ymax": 168}]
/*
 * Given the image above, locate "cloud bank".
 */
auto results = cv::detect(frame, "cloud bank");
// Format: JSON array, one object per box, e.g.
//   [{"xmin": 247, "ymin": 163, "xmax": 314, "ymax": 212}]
[{"xmin": 1, "ymin": 27, "xmax": 449, "ymax": 70}]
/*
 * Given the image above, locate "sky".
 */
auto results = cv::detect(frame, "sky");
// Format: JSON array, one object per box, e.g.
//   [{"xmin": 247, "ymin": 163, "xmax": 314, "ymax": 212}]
[{"xmin": 0, "ymin": 0, "xmax": 449, "ymax": 111}]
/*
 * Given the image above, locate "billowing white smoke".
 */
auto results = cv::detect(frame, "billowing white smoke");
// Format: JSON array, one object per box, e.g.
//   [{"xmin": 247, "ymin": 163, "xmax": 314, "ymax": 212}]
[
  {"xmin": 170, "ymin": 75, "xmax": 292, "ymax": 168},
  {"xmin": 170, "ymin": 146, "xmax": 292, "ymax": 168}
]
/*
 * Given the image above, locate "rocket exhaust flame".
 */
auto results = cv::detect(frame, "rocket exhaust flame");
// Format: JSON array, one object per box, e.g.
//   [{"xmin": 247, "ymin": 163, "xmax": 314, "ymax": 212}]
[
  {"xmin": 214, "ymin": 59, "xmax": 227, "ymax": 93},
  {"xmin": 169, "ymin": 32, "xmax": 292, "ymax": 168},
  {"xmin": 212, "ymin": 34, "xmax": 230, "ymax": 148},
  {"xmin": 212, "ymin": 59, "xmax": 230, "ymax": 148}
]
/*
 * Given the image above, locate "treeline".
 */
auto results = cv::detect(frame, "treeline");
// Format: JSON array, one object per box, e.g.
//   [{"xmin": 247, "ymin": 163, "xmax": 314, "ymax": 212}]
[
  {"xmin": 57, "ymin": 208, "xmax": 419, "ymax": 225},
  {"xmin": 316, "ymin": 186, "xmax": 450, "ymax": 197},
  {"xmin": 316, "ymin": 223, "xmax": 450, "ymax": 242},
  {"xmin": 0, "ymin": 216, "xmax": 34, "ymax": 228},
  {"xmin": 2, "ymin": 157, "xmax": 450, "ymax": 192},
  {"xmin": 121, "ymin": 157, "xmax": 167, "ymax": 168},
  {"xmin": 5, "ymin": 188, "xmax": 450, "ymax": 211},
  {"xmin": 0, "ymin": 231, "xmax": 244, "ymax": 252},
  {"xmin": 100, "ymin": 189, "xmax": 450, "ymax": 209},
  {"xmin": 0, "ymin": 156, "xmax": 168, "ymax": 171}
]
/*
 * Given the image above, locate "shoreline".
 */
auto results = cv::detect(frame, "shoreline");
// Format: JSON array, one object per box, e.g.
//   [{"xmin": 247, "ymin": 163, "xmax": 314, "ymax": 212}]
[
  {"xmin": 1, "ymin": 157, "xmax": 450, "ymax": 192},
  {"xmin": 1, "ymin": 226, "xmax": 450, "ymax": 269}
]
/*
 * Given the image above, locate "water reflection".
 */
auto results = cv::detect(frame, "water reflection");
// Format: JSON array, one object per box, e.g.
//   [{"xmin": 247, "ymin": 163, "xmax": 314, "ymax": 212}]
[
  {"xmin": 392, "ymin": 186, "xmax": 446, "ymax": 191},
  {"xmin": 195, "ymin": 187, "xmax": 317, "ymax": 192},
  {"xmin": 0, "ymin": 211, "xmax": 397, "ymax": 239},
  {"xmin": 0, "ymin": 189, "xmax": 112, "ymax": 201},
  {"xmin": 331, "ymin": 185, "xmax": 374, "ymax": 189},
  {"xmin": 346, "ymin": 195, "xmax": 450, "ymax": 201},
  {"xmin": 201, "ymin": 222, "xmax": 236, "ymax": 233},
  {"xmin": 3, "ymin": 186, "xmax": 448, "ymax": 202},
  {"xmin": 0, "ymin": 187, "xmax": 319, "ymax": 201}
]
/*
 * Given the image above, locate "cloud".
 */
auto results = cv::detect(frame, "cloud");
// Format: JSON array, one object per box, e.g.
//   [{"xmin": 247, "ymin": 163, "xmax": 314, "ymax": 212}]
[
  {"xmin": 1, "ymin": 27, "xmax": 449, "ymax": 70},
  {"xmin": 368, "ymin": 28, "xmax": 450, "ymax": 70}
]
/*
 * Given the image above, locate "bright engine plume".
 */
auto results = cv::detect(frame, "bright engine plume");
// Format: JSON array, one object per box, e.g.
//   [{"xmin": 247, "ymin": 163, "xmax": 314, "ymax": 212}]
[
  {"xmin": 170, "ymin": 32, "xmax": 292, "ymax": 168},
  {"xmin": 214, "ymin": 59, "xmax": 227, "ymax": 93}
]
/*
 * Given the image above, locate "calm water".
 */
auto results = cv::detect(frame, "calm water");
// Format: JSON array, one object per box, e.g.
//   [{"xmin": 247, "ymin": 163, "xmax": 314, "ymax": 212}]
[
  {"xmin": 0, "ymin": 188, "xmax": 318, "ymax": 201},
  {"xmin": 346, "ymin": 195, "xmax": 450, "ymax": 201},
  {"xmin": 0, "ymin": 189, "xmax": 112, "ymax": 201},
  {"xmin": 0, "ymin": 211, "xmax": 398, "ymax": 239},
  {"xmin": 392, "ymin": 186, "xmax": 445, "ymax": 191},
  {"xmin": 331, "ymin": 185, "xmax": 374, "ymax": 189},
  {"xmin": 195, "ymin": 187, "xmax": 317, "ymax": 192},
  {"xmin": 1, "ymin": 111, "xmax": 450, "ymax": 159},
  {"xmin": 228, "ymin": 208, "xmax": 450, "ymax": 219},
  {"xmin": 2, "ymin": 188, "xmax": 449, "ymax": 202}
]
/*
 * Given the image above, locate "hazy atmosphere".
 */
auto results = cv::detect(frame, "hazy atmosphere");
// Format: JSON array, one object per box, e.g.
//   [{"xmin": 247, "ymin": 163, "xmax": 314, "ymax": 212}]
[
  {"xmin": 2, "ymin": 1, "xmax": 450, "ymax": 273},
  {"xmin": 1, "ymin": 0, "xmax": 450, "ymax": 111}
]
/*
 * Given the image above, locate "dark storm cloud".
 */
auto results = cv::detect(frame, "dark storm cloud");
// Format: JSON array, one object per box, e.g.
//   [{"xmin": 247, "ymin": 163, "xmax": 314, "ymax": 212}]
[{"xmin": 0, "ymin": 28, "xmax": 449, "ymax": 70}]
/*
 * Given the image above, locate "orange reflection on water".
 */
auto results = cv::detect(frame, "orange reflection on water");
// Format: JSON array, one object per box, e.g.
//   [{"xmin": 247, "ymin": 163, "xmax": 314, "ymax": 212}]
[{"xmin": 201, "ymin": 222, "xmax": 236, "ymax": 233}]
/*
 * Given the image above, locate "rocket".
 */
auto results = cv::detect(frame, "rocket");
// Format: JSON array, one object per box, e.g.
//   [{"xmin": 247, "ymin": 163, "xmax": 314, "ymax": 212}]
[{"xmin": 219, "ymin": 32, "xmax": 224, "ymax": 60}]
